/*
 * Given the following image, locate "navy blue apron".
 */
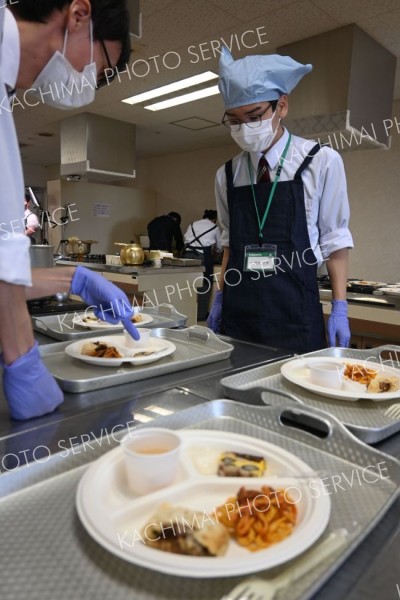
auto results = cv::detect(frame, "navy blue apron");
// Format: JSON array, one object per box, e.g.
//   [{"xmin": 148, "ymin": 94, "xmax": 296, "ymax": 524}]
[{"xmin": 221, "ymin": 144, "xmax": 327, "ymax": 354}]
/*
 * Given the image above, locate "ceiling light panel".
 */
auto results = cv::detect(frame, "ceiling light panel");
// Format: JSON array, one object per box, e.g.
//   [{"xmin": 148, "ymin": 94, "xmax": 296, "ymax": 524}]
[
  {"xmin": 122, "ymin": 71, "xmax": 218, "ymax": 105},
  {"xmin": 144, "ymin": 85, "xmax": 220, "ymax": 111}
]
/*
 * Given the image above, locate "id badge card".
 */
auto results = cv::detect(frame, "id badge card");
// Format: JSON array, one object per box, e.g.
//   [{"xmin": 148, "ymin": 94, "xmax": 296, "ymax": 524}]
[{"xmin": 244, "ymin": 244, "xmax": 277, "ymax": 272}]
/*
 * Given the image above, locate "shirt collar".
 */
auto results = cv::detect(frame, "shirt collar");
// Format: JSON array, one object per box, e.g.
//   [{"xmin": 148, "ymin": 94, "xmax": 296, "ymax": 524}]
[
  {"xmin": 2, "ymin": 8, "xmax": 20, "ymax": 93},
  {"xmin": 250, "ymin": 127, "xmax": 290, "ymax": 172}
]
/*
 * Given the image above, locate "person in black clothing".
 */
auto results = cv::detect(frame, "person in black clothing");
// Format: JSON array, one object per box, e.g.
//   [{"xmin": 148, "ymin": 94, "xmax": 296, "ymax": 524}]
[{"xmin": 147, "ymin": 212, "xmax": 184, "ymax": 253}]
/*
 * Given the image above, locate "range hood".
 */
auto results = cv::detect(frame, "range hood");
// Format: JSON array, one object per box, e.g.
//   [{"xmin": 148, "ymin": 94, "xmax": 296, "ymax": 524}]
[
  {"xmin": 60, "ymin": 114, "xmax": 136, "ymax": 183},
  {"xmin": 278, "ymin": 25, "xmax": 396, "ymax": 151}
]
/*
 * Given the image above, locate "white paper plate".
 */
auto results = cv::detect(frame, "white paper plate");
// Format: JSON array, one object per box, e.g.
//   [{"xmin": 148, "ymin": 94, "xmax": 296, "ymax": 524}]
[
  {"xmin": 65, "ymin": 335, "xmax": 175, "ymax": 367},
  {"xmin": 377, "ymin": 287, "xmax": 400, "ymax": 296},
  {"xmin": 76, "ymin": 429, "xmax": 330, "ymax": 578},
  {"xmin": 72, "ymin": 311, "xmax": 154, "ymax": 329},
  {"xmin": 281, "ymin": 357, "xmax": 400, "ymax": 401}
]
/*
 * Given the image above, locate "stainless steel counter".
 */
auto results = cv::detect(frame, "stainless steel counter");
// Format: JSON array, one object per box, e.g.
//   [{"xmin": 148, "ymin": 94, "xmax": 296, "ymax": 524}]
[
  {"xmin": 0, "ymin": 334, "xmax": 399, "ymax": 600},
  {"xmin": 56, "ymin": 260, "xmax": 204, "ymax": 275}
]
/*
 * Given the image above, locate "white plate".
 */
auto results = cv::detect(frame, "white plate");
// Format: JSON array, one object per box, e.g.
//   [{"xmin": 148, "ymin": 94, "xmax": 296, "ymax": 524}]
[
  {"xmin": 377, "ymin": 287, "xmax": 400, "ymax": 296},
  {"xmin": 76, "ymin": 429, "xmax": 331, "ymax": 578},
  {"xmin": 72, "ymin": 311, "xmax": 154, "ymax": 329},
  {"xmin": 65, "ymin": 335, "xmax": 176, "ymax": 367},
  {"xmin": 281, "ymin": 357, "xmax": 400, "ymax": 401}
]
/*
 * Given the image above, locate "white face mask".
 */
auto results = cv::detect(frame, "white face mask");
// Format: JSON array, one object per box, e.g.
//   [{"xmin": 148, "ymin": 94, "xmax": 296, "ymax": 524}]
[
  {"xmin": 231, "ymin": 111, "xmax": 281, "ymax": 153},
  {"xmin": 31, "ymin": 20, "xmax": 97, "ymax": 110}
]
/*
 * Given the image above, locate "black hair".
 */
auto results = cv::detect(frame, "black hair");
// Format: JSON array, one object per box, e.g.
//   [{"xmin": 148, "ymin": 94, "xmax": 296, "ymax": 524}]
[
  {"xmin": 168, "ymin": 212, "xmax": 181, "ymax": 225},
  {"xmin": 24, "ymin": 192, "xmax": 31, "ymax": 202},
  {"xmin": 7, "ymin": 0, "xmax": 131, "ymax": 70},
  {"xmin": 203, "ymin": 209, "xmax": 217, "ymax": 221},
  {"xmin": 269, "ymin": 100, "xmax": 278, "ymax": 111}
]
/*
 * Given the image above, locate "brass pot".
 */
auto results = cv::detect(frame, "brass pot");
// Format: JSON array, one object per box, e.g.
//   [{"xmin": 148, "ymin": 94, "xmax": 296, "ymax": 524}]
[
  {"xmin": 66, "ymin": 239, "xmax": 97, "ymax": 256},
  {"xmin": 115, "ymin": 243, "xmax": 145, "ymax": 265}
]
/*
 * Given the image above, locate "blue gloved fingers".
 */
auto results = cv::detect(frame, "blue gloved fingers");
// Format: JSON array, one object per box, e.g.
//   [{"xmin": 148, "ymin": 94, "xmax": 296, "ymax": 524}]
[
  {"xmin": 2, "ymin": 342, "xmax": 63, "ymax": 420},
  {"xmin": 71, "ymin": 267, "xmax": 136, "ymax": 327},
  {"xmin": 327, "ymin": 300, "xmax": 351, "ymax": 348},
  {"xmin": 121, "ymin": 318, "xmax": 140, "ymax": 341},
  {"xmin": 207, "ymin": 290, "xmax": 223, "ymax": 333}
]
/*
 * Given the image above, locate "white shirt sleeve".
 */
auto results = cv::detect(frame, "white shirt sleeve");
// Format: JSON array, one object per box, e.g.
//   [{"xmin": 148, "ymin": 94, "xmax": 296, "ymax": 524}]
[
  {"xmin": 316, "ymin": 148, "xmax": 354, "ymax": 259},
  {"xmin": 215, "ymin": 166, "xmax": 230, "ymax": 247},
  {"xmin": 0, "ymin": 6, "xmax": 31, "ymax": 286}
]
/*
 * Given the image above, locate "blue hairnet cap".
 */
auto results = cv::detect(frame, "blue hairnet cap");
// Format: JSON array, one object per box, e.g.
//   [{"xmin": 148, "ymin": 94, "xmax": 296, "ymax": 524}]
[{"xmin": 218, "ymin": 48, "xmax": 312, "ymax": 109}]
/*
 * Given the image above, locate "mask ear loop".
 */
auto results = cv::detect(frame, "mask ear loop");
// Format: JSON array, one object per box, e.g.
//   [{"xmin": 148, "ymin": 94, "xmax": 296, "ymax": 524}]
[
  {"xmin": 62, "ymin": 24, "xmax": 69, "ymax": 56},
  {"xmin": 89, "ymin": 19, "xmax": 94, "ymax": 63}
]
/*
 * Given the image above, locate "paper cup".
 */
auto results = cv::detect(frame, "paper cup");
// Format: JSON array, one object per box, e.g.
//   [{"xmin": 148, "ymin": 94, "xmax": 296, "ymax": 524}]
[
  {"xmin": 120, "ymin": 428, "xmax": 181, "ymax": 495},
  {"xmin": 123, "ymin": 328, "xmax": 151, "ymax": 348}
]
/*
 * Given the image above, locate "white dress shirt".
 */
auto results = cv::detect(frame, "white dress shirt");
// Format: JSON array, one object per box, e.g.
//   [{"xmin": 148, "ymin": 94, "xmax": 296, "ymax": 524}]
[
  {"xmin": 0, "ymin": 7, "xmax": 31, "ymax": 286},
  {"xmin": 215, "ymin": 128, "xmax": 354, "ymax": 267},
  {"xmin": 184, "ymin": 218, "xmax": 222, "ymax": 252}
]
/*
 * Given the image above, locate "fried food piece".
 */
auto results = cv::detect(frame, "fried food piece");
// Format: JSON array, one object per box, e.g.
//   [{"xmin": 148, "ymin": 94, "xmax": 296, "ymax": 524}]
[
  {"xmin": 368, "ymin": 376, "xmax": 399, "ymax": 393},
  {"xmin": 142, "ymin": 503, "xmax": 229, "ymax": 557},
  {"xmin": 131, "ymin": 314, "xmax": 143, "ymax": 323},
  {"xmin": 218, "ymin": 452, "xmax": 266, "ymax": 477},
  {"xmin": 81, "ymin": 341, "xmax": 122, "ymax": 359}
]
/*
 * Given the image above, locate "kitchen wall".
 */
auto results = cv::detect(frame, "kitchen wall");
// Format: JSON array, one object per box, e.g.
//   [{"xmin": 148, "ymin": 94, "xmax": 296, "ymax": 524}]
[
  {"xmin": 136, "ymin": 100, "xmax": 400, "ymax": 283},
  {"xmin": 47, "ymin": 179, "xmax": 156, "ymax": 255}
]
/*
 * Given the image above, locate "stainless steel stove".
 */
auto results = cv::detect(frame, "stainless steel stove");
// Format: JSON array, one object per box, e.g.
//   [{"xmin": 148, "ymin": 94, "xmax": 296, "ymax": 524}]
[{"xmin": 27, "ymin": 296, "xmax": 88, "ymax": 316}]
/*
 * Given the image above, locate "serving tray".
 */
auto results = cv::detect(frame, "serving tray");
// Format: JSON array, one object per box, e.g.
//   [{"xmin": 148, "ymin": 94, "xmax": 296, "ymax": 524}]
[
  {"xmin": 220, "ymin": 346, "xmax": 400, "ymax": 444},
  {"xmin": 0, "ymin": 400, "xmax": 399, "ymax": 600},
  {"xmin": 40, "ymin": 326, "xmax": 234, "ymax": 393},
  {"xmin": 32, "ymin": 304, "xmax": 187, "ymax": 341}
]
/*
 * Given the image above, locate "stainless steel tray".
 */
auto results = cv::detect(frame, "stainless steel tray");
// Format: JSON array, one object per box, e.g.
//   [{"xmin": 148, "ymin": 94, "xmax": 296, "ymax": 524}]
[
  {"xmin": 0, "ymin": 400, "xmax": 399, "ymax": 600},
  {"xmin": 41, "ymin": 326, "xmax": 234, "ymax": 393},
  {"xmin": 32, "ymin": 304, "xmax": 187, "ymax": 341},
  {"xmin": 220, "ymin": 345, "xmax": 400, "ymax": 444}
]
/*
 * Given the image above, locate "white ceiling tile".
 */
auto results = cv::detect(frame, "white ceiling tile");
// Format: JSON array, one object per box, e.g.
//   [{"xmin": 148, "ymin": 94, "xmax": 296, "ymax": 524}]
[
  {"xmin": 358, "ymin": 9, "xmax": 400, "ymax": 56},
  {"xmin": 138, "ymin": 0, "xmax": 241, "ymax": 55},
  {"xmin": 140, "ymin": 0, "xmax": 177, "ymax": 17},
  {"xmin": 208, "ymin": 0, "xmax": 298, "ymax": 22},
  {"xmin": 311, "ymin": 0, "xmax": 400, "ymax": 23}
]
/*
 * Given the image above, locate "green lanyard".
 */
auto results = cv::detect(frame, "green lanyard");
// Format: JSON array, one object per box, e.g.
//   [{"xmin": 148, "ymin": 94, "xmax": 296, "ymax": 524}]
[{"xmin": 247, "ymin": 133, "xmax": 292, "ymax": 240}]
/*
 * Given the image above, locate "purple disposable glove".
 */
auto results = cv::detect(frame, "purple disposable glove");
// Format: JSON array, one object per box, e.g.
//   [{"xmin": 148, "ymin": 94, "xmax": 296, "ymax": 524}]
[
  {"xmin": 327, "ymin": 300, "xmax": 351, "ymax": 347},
  {"xmin": 71, "ymin": 266, "xmax": 140, "ymax": 340},
  {"xmin": 2, "ymin": 342, "xmax": 63, "ymax": 420},
  {"xmin": 207, "ymin": 290, "xmax": 223, "ymax": 333}
]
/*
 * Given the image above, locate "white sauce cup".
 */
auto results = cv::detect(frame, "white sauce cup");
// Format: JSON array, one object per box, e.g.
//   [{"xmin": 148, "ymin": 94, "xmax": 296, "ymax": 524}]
[{"xmin": 120, "ymin": 427, "xmax": 181, "ymax": 495}]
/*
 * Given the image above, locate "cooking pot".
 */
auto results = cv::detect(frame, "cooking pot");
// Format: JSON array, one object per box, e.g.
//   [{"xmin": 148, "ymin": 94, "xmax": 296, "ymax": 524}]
[
  {"xmin": 30, "ymin": 245, "xmax": 54, "ymax": 268},
  {"xmin": 66, "ymin": 239, "xmax": 97, "ymax": 256},
  {"xmin": 115, "ymin": 243, "xmax": 144, "ymax": 265}
]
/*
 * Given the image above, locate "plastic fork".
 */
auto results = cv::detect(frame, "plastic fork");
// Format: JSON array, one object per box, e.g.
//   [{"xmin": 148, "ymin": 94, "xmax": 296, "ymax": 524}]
[
  {"xmin": 221, "ymin": 529, "xmax": 348, "ymax": 600},
  {"xmin": 384, "ymin": 403, "xmax": 400, "ymax": 420}
]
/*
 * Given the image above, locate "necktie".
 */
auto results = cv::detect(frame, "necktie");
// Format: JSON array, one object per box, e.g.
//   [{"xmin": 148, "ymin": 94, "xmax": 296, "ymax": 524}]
[{"xmin": 257, "ymin": 155, "xmax": 271, "ymax": 183}]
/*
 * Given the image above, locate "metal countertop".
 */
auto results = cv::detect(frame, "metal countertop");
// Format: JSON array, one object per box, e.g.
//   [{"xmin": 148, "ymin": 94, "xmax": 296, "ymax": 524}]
[{"xmin": 0, "ymin": 334, "xmax": 399, "ymax": 600}]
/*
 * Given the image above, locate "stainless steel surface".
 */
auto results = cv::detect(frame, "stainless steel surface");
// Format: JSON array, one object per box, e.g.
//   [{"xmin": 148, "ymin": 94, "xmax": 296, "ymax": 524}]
[
  {"xmin": 29, "ymin": 245, "xmax": 54, "ymax": 268},
  {"xmin": 55, "ymin": 259, "xmax": 204, "ymax": 274},
  {"xmin": 0, "ymin": 400, "xmax": 398, "ymax": 600},
  {"xmin": 221, "ymin": 346, "xmax": 400, "ymax": 443},
  {"xmin": 320, "ymin": 287, "xmax": 400, "ymax": 310},
  {"xmin": 32, "ymin": 304, "xmax": 188, "ymax": 341},
  {"xmin": 60, "ymin": 114, "xmax": 136, "ymax": 183},
  {"xmin": 41, "ymin": 327, "xmax": 234, "ymax": 393}
]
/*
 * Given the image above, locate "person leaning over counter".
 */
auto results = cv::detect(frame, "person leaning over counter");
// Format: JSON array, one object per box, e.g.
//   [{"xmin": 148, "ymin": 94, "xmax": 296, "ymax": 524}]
[
  {"xmin": 207, "ymin": 49, "xmax": 354, "ymax": 353},
  {"xmin": 0, "ymin": 0, "xmax": 139, "ymax": 422},
  {"xmin": 24, "ymin": 192, "xmax": 40, "ymax": 243},
  {"xmin": 147, "ymin": 212, "xmax": 184, "ymax": 254}
]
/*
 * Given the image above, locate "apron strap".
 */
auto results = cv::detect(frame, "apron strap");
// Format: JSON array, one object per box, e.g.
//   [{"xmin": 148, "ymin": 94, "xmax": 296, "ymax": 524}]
[
  {"xmin": 225, "ymin": 159, "xmax": 234, "ymax": 194},
  {"xmin": 294, "ymin": 143, "xmax": 323, "ymax": 180}
]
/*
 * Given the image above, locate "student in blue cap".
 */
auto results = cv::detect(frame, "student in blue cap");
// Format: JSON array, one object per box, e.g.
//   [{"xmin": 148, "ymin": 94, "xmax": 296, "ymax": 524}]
[{"xmin": 207, "ymin": 50, "xmax": 353, "ymax": 352}]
